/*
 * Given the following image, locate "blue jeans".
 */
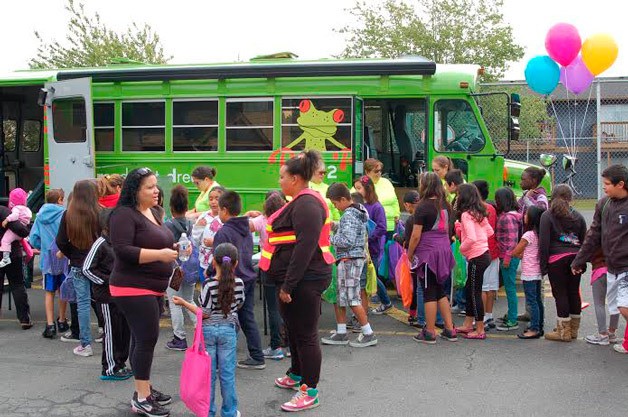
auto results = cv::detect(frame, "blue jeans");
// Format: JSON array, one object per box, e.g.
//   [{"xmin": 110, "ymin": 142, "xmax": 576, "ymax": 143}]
[
  {"xmin": 71, "ymin": 267, "xmax": 92, "ymax": 347},
  {"xmin": 237, "ymin": 280, "xmax": 264, "ymax": 362},
  {"xmin": 415, "ymin": 281, "xmax": 443, "ymax": 325},
  {"xmin": 454, "ymin": 288, "xmax": 466, "ymax": 310},
  {"xmin": 523, "ymin": 280, "xmax": 544, "ymax": 332},
  {"xmin": 264, "ymin": 281, "xmax": 285, "ymax": 350},
  {"xmin": 500, "ymin": 258, "xmax": 521, "ymax": 322},
  {"xmin": 203, "ymin": 323, "xmax": 238, "ymax": 417},
  {"xmin": 376, "ymin": 278, "xmax": 391, "ymax": 306}
]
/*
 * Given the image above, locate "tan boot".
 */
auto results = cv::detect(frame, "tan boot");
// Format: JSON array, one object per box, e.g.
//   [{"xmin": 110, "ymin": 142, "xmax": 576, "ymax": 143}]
[
  {"xmin": 570, "ymin": 314, "xmax": 581, "ymax": 340},
  {"xmin": 545, "ymin": 318, "xmax": 572, "ymax": 342}
]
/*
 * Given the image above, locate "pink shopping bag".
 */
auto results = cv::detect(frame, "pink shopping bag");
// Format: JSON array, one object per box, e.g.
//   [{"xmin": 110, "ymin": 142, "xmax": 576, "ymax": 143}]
[{"xmin": 180, "ymin": 308, "xmax": 211, "ymax": 417}]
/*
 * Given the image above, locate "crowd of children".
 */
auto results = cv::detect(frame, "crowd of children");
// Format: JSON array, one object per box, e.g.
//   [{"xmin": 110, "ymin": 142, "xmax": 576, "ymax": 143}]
[{"xmin": 1, "ymin": 157, "xmax": 627, "ymax": 417}]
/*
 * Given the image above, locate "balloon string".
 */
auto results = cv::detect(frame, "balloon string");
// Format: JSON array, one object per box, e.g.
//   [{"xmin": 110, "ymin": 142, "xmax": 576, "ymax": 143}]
[
  {"xmin": 549, "ymin": 97, "xmax": 571, "ymax": 156},
  {"xmin": 578, "ymin": 85, "xmax": 594, "ymax": 142}
]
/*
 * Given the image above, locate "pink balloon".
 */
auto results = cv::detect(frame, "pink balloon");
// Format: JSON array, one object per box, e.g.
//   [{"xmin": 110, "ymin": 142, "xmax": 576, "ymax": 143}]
[
  {"xmin": 560, "ymin": 56, "xmax": 594, "ymax": 94},
  {"xmin": 545, "ymin": 23, "xmax": 581, "ymax": 66}
]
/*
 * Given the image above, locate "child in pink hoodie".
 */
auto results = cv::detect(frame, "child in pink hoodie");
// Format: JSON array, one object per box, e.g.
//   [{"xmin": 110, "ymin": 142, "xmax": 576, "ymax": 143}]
[
  {"xmin": 455, "ymin": 184, "xmax": 494, "ymax": 339},
  {"xmin": 0, "ymin": 188, "xmax": 34, "ymax": 267}
]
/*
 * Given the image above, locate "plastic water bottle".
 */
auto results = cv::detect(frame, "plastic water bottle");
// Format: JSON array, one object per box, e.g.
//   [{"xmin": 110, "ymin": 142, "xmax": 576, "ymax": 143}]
[{"xmin": 178, "ymin": 233, "xmax": 190, "ymax": 262}]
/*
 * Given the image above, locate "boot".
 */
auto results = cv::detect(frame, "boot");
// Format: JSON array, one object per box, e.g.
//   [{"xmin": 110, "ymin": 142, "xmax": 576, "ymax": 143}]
[
  {"xmin": 570, "ymin": 314, "xmax": 581, "ymax": 340},
  {"xmin": 545, "ymin": 318, "xmax": 572, "ymax": 342}
]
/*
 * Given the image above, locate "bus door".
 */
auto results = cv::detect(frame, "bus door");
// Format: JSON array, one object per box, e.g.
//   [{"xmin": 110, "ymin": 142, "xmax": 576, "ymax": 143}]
[
  {"xmin": 353, "ymin": 97, "xmax": 364, "ymax": 176},
  {"xmin": 430, "ymin": 96, "xmax": 502, "ymax": 192},
  {"xmin": 42, "ymin": 78, "xmax": 95, "ymax": 198}
]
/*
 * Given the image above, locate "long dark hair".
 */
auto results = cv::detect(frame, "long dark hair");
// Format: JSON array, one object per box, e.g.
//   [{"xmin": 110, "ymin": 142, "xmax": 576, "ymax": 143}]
[
  {"xmin": 213, "ymin": 243, "xmax": 238, "ymax": 318},
  {"xmin": 456, "ymin": 183, "xmax": 487, "ymax": 222},
  {"xmin": 284, "ymin": 150, "xmax": 321, "ymax": 182},
  {"xmin": 117, "ymin": 167, "xmax": 155, "ymax": 209},
  {"xmin": 66, "ymin": 180, "xmax": 100, "ymax": 250},
  {"xmin": 419, "ymin": 172, "xmax": 449, "ymax": 211},
  {"xmin": 356, "ymin": 175, "xmax": 378, "ymax": 204},
  {"xmin": 525, "ymin": 205, "xmax": 545, "ymax": 235},
  {"xmin": 494, "ymin": 187, "xmax": 519, "ymax": 214},
  {"xmin": 169, "ymin": 184, "xmax": 189, "ymax": 215},
  {"xmin": 550, "ymin": 184, "xmax": 573, "ymax": 219}
]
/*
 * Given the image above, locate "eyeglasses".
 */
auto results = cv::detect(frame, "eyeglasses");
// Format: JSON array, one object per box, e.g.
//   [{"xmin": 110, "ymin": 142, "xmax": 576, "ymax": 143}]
[{"xmin": 137, "ymin": 167, "xmax": 152, "ymax": 176}]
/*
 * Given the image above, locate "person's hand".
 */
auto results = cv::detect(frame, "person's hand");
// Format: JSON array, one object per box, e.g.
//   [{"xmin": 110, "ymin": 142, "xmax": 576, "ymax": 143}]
[
  {"xmin": 571, "ymin": 266, "xmax": 583, "ymax": 275},
  {"xmin": 32, "ymin": 249, "xmax": 41, "ymax": 255},
  {"xmin": 55, "ymin": 251, "xmax": 64, "ymax": 259},
  {"xmin": 1, "ymin": 219, "xmax": 7, "ymax": 228},
  {"xmin": 203, "ymin": 237, "xmax": 213, "ymax": 247},
  {"xmin": 171, "ymin": 295, "xmax": 184, "ymax": 305},
  {"xmin": 196, "ymin": 217, "xmax": 207, "ymax": 227},
  {"xmin": 279, "ymin": 289, "xmax": 292, "ymax": 303},
  {"xmin": 245, "ymin": 210, "xmax": 262, "ymax": 218},
  {"xmin": 503, "ymin": 259, "xmax": 511, "ymax": 269},
  {"xmin": 160, "ymin": 248, "xmax": 178, "ymax": 263}
]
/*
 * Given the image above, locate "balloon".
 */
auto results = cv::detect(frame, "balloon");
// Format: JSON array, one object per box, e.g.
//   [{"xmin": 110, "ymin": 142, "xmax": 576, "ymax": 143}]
[
  {"xmin": 545, "ymin": 23, "xmax": 581, "ymax": 66},
  {"xmin": 525, "ymin": 55, "xmax": 560, "ymax": 95},
  {"xmin": 560, "ymin": 56, "xmax": 594, "ymax": 94},
  {"xmin": 582, "ymin": 33, "xmax": 618, "ymax": 75}
]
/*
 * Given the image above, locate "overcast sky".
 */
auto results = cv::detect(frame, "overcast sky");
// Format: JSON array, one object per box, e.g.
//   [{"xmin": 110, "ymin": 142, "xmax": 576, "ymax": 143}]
[{"xmin": 1, "ymin": 0, "xmax": 626, "ymax": 80}]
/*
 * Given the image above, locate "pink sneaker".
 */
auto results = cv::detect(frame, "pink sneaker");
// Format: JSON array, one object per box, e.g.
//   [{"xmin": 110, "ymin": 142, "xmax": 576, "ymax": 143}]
[
  {"xmin": 274, "ymin": 374, "xmax": 301, "ymax": 390},
  {"xmin": 281, "ymin": 384, "xmax": 319, "ymax": 412}
]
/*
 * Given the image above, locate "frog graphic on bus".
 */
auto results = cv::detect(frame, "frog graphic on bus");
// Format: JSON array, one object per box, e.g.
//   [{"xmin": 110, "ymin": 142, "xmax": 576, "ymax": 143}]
[{"xmin": 284, "ymin": 99, "xmax": 347, "ymax": 151}]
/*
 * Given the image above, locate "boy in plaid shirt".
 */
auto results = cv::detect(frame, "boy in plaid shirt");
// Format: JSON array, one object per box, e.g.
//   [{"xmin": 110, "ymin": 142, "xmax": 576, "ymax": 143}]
[{"xmin": 321, "ymin": 183, "xmax": 378, "ymax": 348}]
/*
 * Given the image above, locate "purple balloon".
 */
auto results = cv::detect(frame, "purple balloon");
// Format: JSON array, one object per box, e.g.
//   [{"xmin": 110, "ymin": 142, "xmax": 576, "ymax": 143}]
[
  {"xmin": 545, "ymin": 23, "xmax": 581, "ymax": 66},
  {"xmin": 560, "ymin": 56, "xmax": 594, "ymax": 95}
]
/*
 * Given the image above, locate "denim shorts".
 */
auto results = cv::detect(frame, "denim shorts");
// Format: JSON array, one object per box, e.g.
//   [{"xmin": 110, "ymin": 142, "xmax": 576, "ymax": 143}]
[{"xmin": 44, "ymin": 273, "xmax": 66, "ymax": 292}]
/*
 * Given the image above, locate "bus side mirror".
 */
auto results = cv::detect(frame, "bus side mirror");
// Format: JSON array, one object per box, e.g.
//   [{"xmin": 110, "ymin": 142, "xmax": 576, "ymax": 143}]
[
  {"xmin": 37, "ymin": 89, "xmax": 48, "ymax": 107},
  {"xmin": 509, "ymin": 93, "xmax": 521, "ymax": 141}
]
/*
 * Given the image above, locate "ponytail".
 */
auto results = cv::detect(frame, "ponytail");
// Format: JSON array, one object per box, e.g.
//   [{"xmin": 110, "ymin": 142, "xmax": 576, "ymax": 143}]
[
  {"xmin": 213, "ymin": 243, "xmax": 239, "ymax": 318},
  {"xmin": 549, "ymin": 184, "xmax": 573, "ymax": 219}
]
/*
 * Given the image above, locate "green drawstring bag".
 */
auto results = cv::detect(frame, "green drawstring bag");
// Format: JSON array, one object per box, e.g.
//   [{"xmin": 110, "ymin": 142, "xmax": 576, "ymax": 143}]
[
  {"xmin": 365, "ymin": 261, "xmax": 377, "ymax": 295},
  {"xmin": 322, "ymin": 262, "xmax": 337, "ymax": 304},
  {"xmin": 452, "ymin": 240, "xmax": 467, "ymax": 289}
]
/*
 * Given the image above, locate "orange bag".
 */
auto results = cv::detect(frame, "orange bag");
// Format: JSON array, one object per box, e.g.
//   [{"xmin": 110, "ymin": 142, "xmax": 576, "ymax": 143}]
[{"xmin": 395, "ymin": 253, "xmax": 413, "ymax": 309}]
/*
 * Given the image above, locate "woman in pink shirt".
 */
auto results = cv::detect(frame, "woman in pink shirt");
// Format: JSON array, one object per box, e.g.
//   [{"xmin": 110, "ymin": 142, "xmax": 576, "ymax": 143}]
[{"xmin": 455, "ymin": 184, "xmax": 494, "ymax": 339}]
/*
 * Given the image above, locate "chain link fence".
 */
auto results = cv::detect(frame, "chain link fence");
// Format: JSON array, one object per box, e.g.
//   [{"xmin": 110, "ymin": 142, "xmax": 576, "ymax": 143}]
[{"xmin": 476, "ymin": 79, "xmax": 628, "ymax": 199}]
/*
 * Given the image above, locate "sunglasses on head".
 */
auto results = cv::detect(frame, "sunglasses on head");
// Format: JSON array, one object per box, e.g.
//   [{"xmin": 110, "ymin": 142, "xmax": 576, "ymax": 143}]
[{"xmin": 137, "ymin": 167, "xmax": 152, "ymax": 176}]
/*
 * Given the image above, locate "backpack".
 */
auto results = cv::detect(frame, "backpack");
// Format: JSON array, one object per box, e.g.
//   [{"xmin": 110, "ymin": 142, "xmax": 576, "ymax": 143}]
[{"xmin": 170, "ymin": 219, "xmax": 200, "ymax": 284}]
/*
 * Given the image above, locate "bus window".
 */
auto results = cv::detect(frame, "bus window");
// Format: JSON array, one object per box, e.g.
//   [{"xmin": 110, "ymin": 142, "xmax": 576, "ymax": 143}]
[
  {"xmin": 3, "ymin": 120, "xmax": 16, "ymax": 151},
  {"xmin": 94, "ymin": 103, "xmax": 114, "ymax": 151},
  {"xmin": 281, "ymin": 97, "xmax": 352, "ymax": 152},
  {"xmin": 52, "ymin": 98, "xmax": 87, "ymax": 143},
  {"xmin": 173, "ymin": 100, "xmax": 218, "ymax": 152},
  {"xmin": 226, "ymin": 100, "xmax": 273, "ymax": 151},
  {"xmin": 122, "ymin": 101, "xmax": 165, "ymax": 151},
  {"xmin": 434, "ymin": 99, "xmax": 485, "ymax": 153},
  {"xmin": 21, "ymin": 120, "xmax": 41, "ymax": 152}
]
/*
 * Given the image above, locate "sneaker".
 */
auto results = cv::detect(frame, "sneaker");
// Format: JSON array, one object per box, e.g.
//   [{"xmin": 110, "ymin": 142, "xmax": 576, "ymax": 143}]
[
  {"xmin": 585, "ymin": 333, "xmax": 610, "ymax": 346},
  {"xmin": 517, "ymin": 312, "xmax": 531, "ymax": 322},
  {"xmin": 100, "ymin": 368, "xmax": 134, "ymax": 381},
  {"xmin": 349, "ymin": 332, "xmax": 378, "ymax": 347},
  {"xmin": 20, "ymin": 321, "xmax": 33, "ymax": 330},
  {"xmin": 496, "ymin": 320, "xmax": 519, "ymax": 331},
  {"xmin": 371, "ymin": 303, "xmax": 393, "ymax": 315},
  {"xmin": 237, "ymin": 357, "xmax": 266, "ymax": 370},
  {"xmin": 284, "ymin": 347, "xmax": 291, "ymax": 357},
  {"xmin": 435, "ymin": 322, "xmax": 445, "ymax": 330},
  {"xmin": 60, "ymin": 332, "xmax": 80, "ymax": 343},
  {"xmin": 457, "ymin": 309, "xmax": 467, "ymax": 317},
  {"xmin": 263, "ymin": 346, "xmax": 285, "ymax": 360},
  {"xmin": 321, "ymin": 332, "xmax": 349, "ymax": 345},
  {"xmin": 609, "ymin": 332, "xmax": 623, "ymax": 344},
  {"xmin": 56, "ymin": 319, "xmax": 70, "ymax": 333},
  {"xmin": 281, "ymin": 384, "xmax": 320, "ymax": 412},
  {"xmin": 413, "ymin": 328, "xmax": 437, "ymax": 345},
  {"xmin": 613, "ymin": 344, "xmax": 628, "ymax": 354},
  {"xmin": 150, "ymin": 387, "xmax": 172, "ymax": 406},
  {"xmin": 0, "ymin": 257, "xmax": 12, "ymax": 268},
  {"xmin": 165, "ymin": 336, "xmax": 187, "ymax": 351},
  {"xmin": 440, "ymin": 328, "xmax": 458, "ymax": 342},
  {"xmin": 275, "ymin": 373, "xmax": 302, "ymax": 390},
  {"xmin": 73, "ymin": 344, "xmax": 93, "ymax": 357},
  {"xmin": 42, "ymin": 324, "xmax": 57, "ymax": 339},
  {"xmin": 95, "ymin": 327, "xmax": 104, "ymax": 343},
  {"xmin": 346, "ymin": 316, "xmax": 361, "ymax": 333},
  {"xmin": 450, "ymin": 305, "xmax": 462, "ymax": 315},
  {"xmin": 131, "ymin": 392, "xmax": 170, "ymax": 417},
  {"xmin": 483, "ymin": 318, "xmax": 496, "ymax": 329}
]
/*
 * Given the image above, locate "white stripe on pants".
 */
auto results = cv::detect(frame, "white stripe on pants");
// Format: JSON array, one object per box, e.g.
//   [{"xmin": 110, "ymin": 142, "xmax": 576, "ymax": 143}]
[{"xmin": 101, "ymin": 303, "xmax": 116, "ymax": 376}]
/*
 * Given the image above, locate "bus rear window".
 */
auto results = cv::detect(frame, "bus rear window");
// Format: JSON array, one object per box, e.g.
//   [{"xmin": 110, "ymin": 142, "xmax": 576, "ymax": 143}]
[
  {"xmin": 226, "ymin": 100, "xmax": 273, "ymax": 151},
  {"xmin": 52, "ymin": 98, "xmax": 87, "ymax": 143},
  {"xmin": 21, "ymin": 120, "xmax": 41, "ymax": 152},
  {"xmin": 173, "ymin": 100, "xmax": 218, "ymax": 152},
  {"xmin": 3, "ymin": 120, "xmax": 16, "ymax": 151},
  {"xmin": 122, "ymin": 101, "xmax": 165, "ymax": 152},
  {"xmin": 94, "ymin": 103, "xmax": 114, "ymax": 151}
]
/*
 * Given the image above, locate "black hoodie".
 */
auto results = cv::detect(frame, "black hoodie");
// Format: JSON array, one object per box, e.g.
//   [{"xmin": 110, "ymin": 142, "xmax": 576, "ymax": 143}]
[{"xmin": 212, "ymin": 216, "xmax": 256, "ymax": 283}]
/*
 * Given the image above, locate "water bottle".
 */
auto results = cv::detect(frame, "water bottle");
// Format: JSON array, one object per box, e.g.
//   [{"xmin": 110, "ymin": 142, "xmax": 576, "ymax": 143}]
[{"xmin": 178, "ymin": 233, "xmax": 190, "ymax": 262}]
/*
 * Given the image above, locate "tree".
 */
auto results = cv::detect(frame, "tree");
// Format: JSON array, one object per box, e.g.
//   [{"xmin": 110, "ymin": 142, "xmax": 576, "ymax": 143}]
[
  {"xmin": 29, "ymin": 0, "xmax": 172, "ymax": 69},
  {"xmin": 338, "ymin": 0, "xmax": 524, "ymax": 81}
]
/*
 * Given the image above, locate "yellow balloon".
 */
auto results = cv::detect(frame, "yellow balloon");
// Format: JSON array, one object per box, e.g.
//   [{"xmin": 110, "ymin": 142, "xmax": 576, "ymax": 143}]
[{"xmin": 582, "ymin": 33, "xmax": 618, "ymax": 75}]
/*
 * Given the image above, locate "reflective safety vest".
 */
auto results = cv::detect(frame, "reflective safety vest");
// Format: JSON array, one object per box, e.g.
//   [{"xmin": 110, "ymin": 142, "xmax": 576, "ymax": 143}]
[{"xmin": 259, "ymin": 188, "xmax": 335, "ymax": 271}]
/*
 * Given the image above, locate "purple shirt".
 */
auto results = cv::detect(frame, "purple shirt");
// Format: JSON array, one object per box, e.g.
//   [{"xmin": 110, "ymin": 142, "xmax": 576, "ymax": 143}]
[{"xmin": 364, "ymin": 201, "xmax": 387, "ymax": 264}]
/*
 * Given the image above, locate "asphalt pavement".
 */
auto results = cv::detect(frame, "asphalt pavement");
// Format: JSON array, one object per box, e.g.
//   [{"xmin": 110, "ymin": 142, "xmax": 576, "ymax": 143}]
[{"xmin": 1, "ymin": 210, "xmax": 627, "ymax": 417}]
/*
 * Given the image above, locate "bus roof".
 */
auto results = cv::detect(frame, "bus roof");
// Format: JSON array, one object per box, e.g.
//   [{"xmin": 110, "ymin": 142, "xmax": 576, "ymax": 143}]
[{"xmin": 0, "ymin": 57, "xmax": 480, "ymax": 89}]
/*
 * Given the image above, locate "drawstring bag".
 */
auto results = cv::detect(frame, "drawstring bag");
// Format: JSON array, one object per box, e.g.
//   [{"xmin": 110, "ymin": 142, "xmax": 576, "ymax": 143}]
[
  {"xmin": 395, "ymin": 253, "xmax": 413, "ymax": 309},
  {"xmin": 59, "ymin": 273, "xmax": 76, "ymax": 303},
  {"xmin": 365, "ymin": 261, "xmax": 378, "ymax": 295},
  {"xmin": 322, "ymin": 273, "xmax": 337, "ymax": 304},
  {"xmin": 180, "ymin": 308, "xmax": 211, "ymax": 417},
  {"xmin": 452, "ymin": 240, "xmax": 467, "ymax": 289}
]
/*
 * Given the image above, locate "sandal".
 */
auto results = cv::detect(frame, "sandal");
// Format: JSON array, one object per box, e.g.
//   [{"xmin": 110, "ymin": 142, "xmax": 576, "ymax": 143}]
[
  {"xmin": 517, "ymin": 331, "xmax": 541, "ymax": 339},
  {"xmin": 463, "ymin": 332, "xmax": 487, "ymax": 340},
  {"xmin": 456, "ymin": 326, "xmax": 474, "ymax": 334}
]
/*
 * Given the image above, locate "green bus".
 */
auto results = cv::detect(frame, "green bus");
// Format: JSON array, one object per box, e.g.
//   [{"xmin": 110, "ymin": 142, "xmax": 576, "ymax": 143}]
[{"xmin": 0, "ymin": 56, "xmax": 544, "ymax": 210}]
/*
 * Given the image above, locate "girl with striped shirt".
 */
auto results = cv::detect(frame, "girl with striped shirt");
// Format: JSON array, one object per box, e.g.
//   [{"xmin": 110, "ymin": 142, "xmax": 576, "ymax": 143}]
[{"xmin": 173, "ymin": 242, "xmax": 244, "ymax": 417}]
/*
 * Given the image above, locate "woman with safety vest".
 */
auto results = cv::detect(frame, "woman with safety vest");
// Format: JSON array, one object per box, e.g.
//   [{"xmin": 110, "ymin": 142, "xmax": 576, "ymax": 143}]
[{"xmin": 259, "ymin": 150, "xmax": 334, "ymax": 412}]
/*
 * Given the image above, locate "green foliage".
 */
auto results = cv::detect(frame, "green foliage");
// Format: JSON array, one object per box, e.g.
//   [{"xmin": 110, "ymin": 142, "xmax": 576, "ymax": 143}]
[
  {"xmin": 338, "ymin": 0, "xmax": 524, "ymax": 81},
  {"xmin": 29, "ymin": 0, "xmax": 172, "ymax": 69}
]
